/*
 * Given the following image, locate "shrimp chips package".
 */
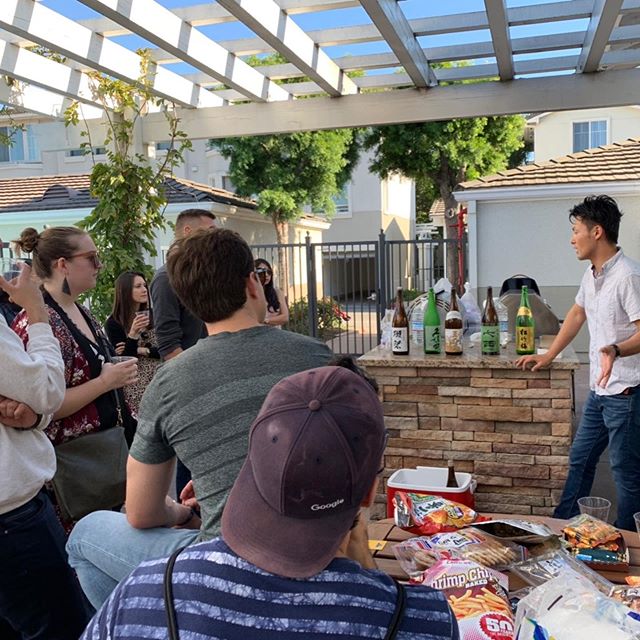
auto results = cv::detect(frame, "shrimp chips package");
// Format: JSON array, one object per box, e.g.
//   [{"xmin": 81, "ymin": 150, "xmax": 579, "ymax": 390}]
[{"xmin": 422, "ymin": 558, "xmax": 514, "ymax": 640}]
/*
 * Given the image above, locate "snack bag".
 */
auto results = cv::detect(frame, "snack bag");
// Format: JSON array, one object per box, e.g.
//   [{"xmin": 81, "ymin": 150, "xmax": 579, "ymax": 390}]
[
  {"xmin": 393, "ymin": 528, "xmax": 523, "ymax": 576},
  {"xmin": 515, "ymin": 574, "xmax": 640, "ymax": 640},
  {"xmin": 611, "ymin": 586, "xmax": 640, "ymax": 617},
  {"xmin": 393, "ymin": 491, "xmax": 481, "ymax": 535},
  {"xmin": 423, "ymin": 558, "xmax": 514, "ymax": 640},
  {"xmin": 562, "ymin": 513, "xmax": 621, "ymax": 549},
  {"xmin": 627, "ymin": 577, "xmax": 640, "ymax": 587},
  {"xmin": 471, "ymin": 518, "xmax": 555, "ymax": 544}
]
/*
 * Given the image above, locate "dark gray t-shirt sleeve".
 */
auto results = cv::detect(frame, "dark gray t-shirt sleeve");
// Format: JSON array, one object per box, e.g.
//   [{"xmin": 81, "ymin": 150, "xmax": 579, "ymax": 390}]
[
  {"xmin": 150, "ymin": 268, "xmax": 183, "ymax": 358},
  {"xmin": 129, "ymin": 372, "xmax": 175, "ymax": 464}
]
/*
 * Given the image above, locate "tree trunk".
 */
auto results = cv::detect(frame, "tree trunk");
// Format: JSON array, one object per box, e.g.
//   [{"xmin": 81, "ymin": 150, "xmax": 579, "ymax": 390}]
[
  {"xmin": 272, "ymin": 214, "xmax": 290, "ymax": 303},
  {"xmin": 437, "ymin": 183, "xmax": 460, "ymax": 288}
]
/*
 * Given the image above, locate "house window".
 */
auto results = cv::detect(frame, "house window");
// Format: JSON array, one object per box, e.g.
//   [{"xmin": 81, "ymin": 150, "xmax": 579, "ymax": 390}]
[
  {"xmin": 222, "ymin": 175, "xmax": 236, "ymax": 192},
  {"xmin": 0, "ymin": 126, "xmax": 39, "ymax": 163},
  {"xmin": 156, "ymin": 141, "xmax": 172, "ymax": 151},
  {"xmin": 312, "ymin": 185, "xmax": 351, "ymax": 217},
  {"xmin": 67, "ymin": 146, "xmax": 106, "ymax": 157},
  {"xmin": 573, "ymin": 120, "xmax": 607, "ymax": 152}
]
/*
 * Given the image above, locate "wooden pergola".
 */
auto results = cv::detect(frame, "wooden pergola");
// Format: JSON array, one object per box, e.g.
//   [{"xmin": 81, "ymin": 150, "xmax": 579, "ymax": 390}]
[{"xmin": 1, "ymin": 0, "xmax": 640, "ymax": 140}]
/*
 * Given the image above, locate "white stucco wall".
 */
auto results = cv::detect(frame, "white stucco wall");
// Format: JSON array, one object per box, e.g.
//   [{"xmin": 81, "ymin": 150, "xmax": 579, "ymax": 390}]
[
  {"xmin": 532, "ymin": 107, "xmax": 640, "ymax": 162},
  {"xmin": 461, "ymin": 189, "xmax": 640, "ymax": 357}
]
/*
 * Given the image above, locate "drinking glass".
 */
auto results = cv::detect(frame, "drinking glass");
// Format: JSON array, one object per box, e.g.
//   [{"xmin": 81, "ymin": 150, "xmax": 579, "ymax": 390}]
[
  {"xmin": 111, "ymin": 356, "xmax": 137, "ymax": 365},
  {"xmin": 0, "ymin": 257, "xmax": 23, "ymax": 281},
  {"xmin": 577, "ymin": 496, "xmax": 611, "ymax": 521},
  {"xmin": 634, "ymin": 512, "xmax": 640, "ymax": 543}
]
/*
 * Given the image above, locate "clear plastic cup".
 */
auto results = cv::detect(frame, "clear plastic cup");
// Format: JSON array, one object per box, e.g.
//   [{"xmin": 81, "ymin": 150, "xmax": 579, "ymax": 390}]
[
  {"xmin": 634, "ymin": 512, "xmax": 640, "ymax": 542},
  {"xmin": 111, "ymin": 356, "xmax": 137, "ymax": 365},
  {"xmin": 0, "ymin": 257, "xmax": 23, "ymax": 281},
  {"xmin": 577, "ymin": 496, "xmax": 611, "ymax": 522}
]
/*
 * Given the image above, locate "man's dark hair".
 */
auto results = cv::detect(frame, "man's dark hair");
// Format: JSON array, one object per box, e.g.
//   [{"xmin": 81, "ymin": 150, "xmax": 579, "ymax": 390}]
[
  {"xmin": 167, "ymin": 228, "xmax": 255, "ymax": 323},
  {"xmin": 569, "ymin": 195, "xmax": 622, "ymax": 244},
  {"xmin": 175, "ymin": 208, "xmax": 216, "ymax": 235},
  {"xmin": 328, "ymin": 355, "xmax": 379, "ymax": 393}
]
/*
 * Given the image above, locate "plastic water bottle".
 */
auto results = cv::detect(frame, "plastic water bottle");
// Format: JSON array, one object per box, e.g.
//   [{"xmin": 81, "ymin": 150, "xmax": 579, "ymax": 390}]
[
  {"xmin": 460, "ymin": 282, "xmax": 481, "ymax": 335},
  {"xmin": 410, "ymin": 297, "xmax": 426, "ymax": 349},
  {"xmin": 380, "ymin": 309, "xmax": 394, "ymax": 351},
  {"xmin": 494, "ymin": 297, "xmax": 509, "ymax": 347}
]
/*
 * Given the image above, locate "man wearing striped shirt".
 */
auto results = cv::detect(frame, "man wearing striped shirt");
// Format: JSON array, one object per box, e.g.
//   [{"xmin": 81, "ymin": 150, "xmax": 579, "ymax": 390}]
[{"xmin": 81, "ymin": 366, "xmax": 458, "ymax": 640}]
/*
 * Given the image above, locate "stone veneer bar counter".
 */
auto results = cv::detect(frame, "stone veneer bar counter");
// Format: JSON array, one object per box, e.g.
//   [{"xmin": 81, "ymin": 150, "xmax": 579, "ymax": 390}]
[{"xmin": 359, "ymin": 343, "xmax": 581, "ymax": 519}]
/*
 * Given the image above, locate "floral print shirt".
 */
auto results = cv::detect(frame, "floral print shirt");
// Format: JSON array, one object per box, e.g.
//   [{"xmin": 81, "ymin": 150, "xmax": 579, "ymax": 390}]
[{"xmin": 13, "ymin": 305, "xmax": 105, "ymax": 446}]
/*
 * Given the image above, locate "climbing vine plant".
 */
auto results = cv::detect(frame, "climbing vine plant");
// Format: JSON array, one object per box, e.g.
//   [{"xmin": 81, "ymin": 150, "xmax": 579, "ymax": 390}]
[{"xmin": 64, "ymin": 50, "xmax": 192, "ymax": 320}]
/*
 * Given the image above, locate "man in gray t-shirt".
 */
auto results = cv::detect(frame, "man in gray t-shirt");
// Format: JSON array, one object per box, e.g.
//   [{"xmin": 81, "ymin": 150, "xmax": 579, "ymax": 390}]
[{"xmin": 67, "ymin": 229, "xmax": 331, "ymax": 609}]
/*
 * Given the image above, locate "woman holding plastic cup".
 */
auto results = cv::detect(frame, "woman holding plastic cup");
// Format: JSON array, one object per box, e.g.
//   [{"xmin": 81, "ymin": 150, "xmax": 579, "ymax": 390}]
[
  {"xmin": 11, "ymin": 227, "xmax": 138, "ymax": 525},
  {"xmin": 105, "ymin": 271, "xmax": 161, "ymax": 416}
]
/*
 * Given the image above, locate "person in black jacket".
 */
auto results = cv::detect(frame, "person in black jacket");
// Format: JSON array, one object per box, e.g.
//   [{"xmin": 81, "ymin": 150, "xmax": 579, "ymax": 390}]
[{"xmin": 105, "ymin": 272, "xmax": 161, "ymax": 416}]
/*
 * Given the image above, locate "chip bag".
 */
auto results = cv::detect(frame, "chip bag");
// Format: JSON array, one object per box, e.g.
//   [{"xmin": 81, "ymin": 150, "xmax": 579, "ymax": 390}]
[
  {"xmin": 422, "ymin": 558, "xmax": 514, "ymax": 640},
  {"xmin": 393, "ymin": 528, "xmax": 523, "ymax": 576},
  {"xmin": 393, "ymin": 491, "xmax": 481, "ymax": 535}
]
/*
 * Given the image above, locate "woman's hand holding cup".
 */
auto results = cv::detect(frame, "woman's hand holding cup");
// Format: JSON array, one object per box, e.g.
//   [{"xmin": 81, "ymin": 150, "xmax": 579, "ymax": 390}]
[
  {"xmin": 100, "ymin": 357, "xmax": 138, "ymax": 390},
  {"xmin": 128, "ymin": 311, "xmax": 149, "ymax": 339}
]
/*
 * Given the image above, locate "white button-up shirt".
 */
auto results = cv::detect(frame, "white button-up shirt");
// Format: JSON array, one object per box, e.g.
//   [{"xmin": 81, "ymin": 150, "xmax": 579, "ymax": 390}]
[{"xmin": 576, "ymin": 249, "xmax": 640, "ymax": 395}]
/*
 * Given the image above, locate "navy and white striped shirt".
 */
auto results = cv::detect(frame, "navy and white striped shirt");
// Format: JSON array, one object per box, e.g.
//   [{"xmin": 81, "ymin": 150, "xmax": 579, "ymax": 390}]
[{"xmin": 82, "ymin": 538, "xmax": 459, "ymax": 640}]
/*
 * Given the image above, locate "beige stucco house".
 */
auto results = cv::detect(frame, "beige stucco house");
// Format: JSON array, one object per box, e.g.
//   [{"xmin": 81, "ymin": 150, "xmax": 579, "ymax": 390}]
[{"xmin": 455, "ymin": 137, "xmax": 640, "ymax": 358}]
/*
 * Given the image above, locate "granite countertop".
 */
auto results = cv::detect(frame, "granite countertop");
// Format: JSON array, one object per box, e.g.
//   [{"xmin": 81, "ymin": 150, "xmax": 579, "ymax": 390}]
[{"xmin": 359, "ymin": 341, "xmax": 580, "ymax": 370}]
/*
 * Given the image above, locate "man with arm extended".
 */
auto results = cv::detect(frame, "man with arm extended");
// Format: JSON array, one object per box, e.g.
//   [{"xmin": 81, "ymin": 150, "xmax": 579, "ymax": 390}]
[
  {"xmin": 516, "ymin": 195, "xmax": 640, "ymax": 531},
  {"xmin": 67, "ymin": 228, "xmax": 333, "ymax": 609},
  {"xmin": 81, "ymin": 366, "xmax": 459, "ymax": 640},
  {"xmin": 0, "ymin": 264, "xmax": 89, "ymax": 638}
]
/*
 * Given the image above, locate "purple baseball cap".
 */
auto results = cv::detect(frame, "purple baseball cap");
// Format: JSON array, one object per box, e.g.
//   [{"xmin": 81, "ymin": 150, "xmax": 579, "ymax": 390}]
[{"xmin": 222, "ymin": 366, "xmax": 386, "ymax": 578}]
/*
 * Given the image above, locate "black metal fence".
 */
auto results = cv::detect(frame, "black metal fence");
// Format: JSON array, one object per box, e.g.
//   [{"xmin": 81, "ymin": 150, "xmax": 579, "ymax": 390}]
[{"xmin": 251, "ymin": 231, "xmax": 467, "ymax": 356}]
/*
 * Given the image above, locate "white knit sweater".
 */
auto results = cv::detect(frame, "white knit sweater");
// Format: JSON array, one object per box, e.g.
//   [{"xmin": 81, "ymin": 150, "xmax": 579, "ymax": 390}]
[{"xmin": 0, "ymin": 314, "xmax": 65, "ymax": 514}]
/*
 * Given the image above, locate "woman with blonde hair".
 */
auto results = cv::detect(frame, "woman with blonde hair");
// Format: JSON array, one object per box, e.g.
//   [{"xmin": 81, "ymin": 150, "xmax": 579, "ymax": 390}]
[{"xmin": 12, "ymin": 227, "xmax": 138, "ymax": 524}]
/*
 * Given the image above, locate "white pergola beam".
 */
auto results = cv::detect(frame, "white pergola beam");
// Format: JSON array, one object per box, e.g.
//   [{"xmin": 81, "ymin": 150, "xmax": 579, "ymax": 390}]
[
  {"xmin": 0, "ymin": 80, "xmax": 103, "ymax": 119},
  {"xmin": 216, "ymin": 0, "xmax": 358, "ymax": 97},
  {"xmin": 0, "ymin": 38, "xmax": 110, "ymax": 111},
  {"xmin": 0, "ymin": 0, "xmax": 222, "ymax": 109},
  {"xmin": 359, "ymin": 0, "xmax": 437, "ymax": 88},
  {"xmin": 484, "ymin": 0, "xmax": 514, "ymax": 81},
  {"xmin": 578, "ymin": 0, "xmax": 625, "ymax": 73},
  {"xmin": 137, "ymin": 68, "xmax": 640, "ymax": 141},
  {"xmin": 77, "ymin": 0, "xmax": 290, "ymax": 103}
]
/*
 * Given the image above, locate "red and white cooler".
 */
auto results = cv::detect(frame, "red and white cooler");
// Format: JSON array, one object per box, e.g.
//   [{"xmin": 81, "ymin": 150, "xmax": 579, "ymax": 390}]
[{"xmin": 385, "ymin": 466, "xmax": 476, "ymax": 517}]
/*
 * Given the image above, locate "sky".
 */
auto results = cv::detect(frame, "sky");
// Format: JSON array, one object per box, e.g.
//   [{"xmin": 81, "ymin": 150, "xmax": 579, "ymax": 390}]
[{"xmin": 39, "ymin": 0, "xmax": 586, "ymax": 79}]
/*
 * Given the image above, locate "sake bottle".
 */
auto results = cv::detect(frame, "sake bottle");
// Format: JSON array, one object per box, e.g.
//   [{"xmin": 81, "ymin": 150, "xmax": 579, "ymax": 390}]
[
  {"xmin": 515, "ymin": 285, "xmax": 535, "ymax": 355},
  {"xmin": 391, "ymin": 287, "xmax": 409, "ymax": 356},
  {"xmin": 444, "ymin": 289, "xmax": 463, "ymax": 355},
  {"xmin": 481, "ymin": 286, "xmax": 500, "ymax": 356},
  {"xmin": 423, "ymin": 288, "xmax": 441, "ymax": 354}
]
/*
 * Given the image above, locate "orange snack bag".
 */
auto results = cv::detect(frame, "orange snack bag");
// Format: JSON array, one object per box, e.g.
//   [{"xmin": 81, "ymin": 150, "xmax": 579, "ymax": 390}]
[{"xmin": 393, "ymin": 491, "xmax": 482, "ymax": 535}]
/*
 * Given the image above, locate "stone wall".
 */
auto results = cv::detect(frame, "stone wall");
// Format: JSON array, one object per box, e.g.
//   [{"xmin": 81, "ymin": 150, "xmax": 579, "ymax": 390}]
[{"xmin": 360, "ymin": 362, "xmax": 576, "ymax": 520}]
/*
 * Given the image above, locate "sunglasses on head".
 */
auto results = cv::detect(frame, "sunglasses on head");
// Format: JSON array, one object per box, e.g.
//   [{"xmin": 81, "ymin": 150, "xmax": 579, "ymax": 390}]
[{"xmin": 255, "ymin": 267, "xmax": 272, "ymax": 284}]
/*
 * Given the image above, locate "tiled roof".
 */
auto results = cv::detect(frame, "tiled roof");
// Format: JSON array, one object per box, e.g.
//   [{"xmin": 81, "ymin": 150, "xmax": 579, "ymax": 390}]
[
  {"xmin": 457, "ymin": 137, "xmax": 640, "ymax": 191},
  {"xmin": 0, "ymin": 173, "xmax": 257, "ymax": 214},
  {"xmin": 429, "ymin": 199, "xmax": 445, "ymax": 216}
]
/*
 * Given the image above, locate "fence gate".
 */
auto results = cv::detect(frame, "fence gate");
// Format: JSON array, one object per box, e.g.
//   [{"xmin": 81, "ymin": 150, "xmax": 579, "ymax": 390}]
[{"xmin": 251, "ymin": 231, "xmax": 467, "ymax": 356}]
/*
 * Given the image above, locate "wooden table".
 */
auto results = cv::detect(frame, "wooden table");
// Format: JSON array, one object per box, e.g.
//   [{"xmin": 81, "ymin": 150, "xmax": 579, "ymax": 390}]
[{"xmin": 369, "ymin": 515, "xmax": 640, "ymax": 588}]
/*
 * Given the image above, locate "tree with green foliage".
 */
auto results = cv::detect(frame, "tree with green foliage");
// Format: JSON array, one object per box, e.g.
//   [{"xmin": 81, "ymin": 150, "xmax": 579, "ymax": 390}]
[
  {"xmin": 363, "ymin": 116, "xmax": 525, "ymax": 280},
  {"xmin": 63, "ymin": 50, "xmax": 191, "ymax": 320}
]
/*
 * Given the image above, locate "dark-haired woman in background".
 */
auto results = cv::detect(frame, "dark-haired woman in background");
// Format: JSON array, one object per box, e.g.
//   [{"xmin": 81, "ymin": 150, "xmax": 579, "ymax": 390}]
[
  {"xmin": 105, "ymin": 272, "xmax": 161, "ymax": 417},
  {"xmin": 254, "ymin": 258, "xmax": 289, "ymax": 327}
]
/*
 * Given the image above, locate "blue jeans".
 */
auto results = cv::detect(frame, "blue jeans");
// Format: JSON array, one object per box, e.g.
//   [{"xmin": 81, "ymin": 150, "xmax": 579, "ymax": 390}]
[
  {"xmin": 0, "ymin": 490, "xmax": 89, "ymax": 639},
  {"xmin": 66, "ymin": 510, "xmax": 199, "ymax": 610},
  {"xmin": 554, "ymin": 389, "xmax": 640, "ymax": 531}
]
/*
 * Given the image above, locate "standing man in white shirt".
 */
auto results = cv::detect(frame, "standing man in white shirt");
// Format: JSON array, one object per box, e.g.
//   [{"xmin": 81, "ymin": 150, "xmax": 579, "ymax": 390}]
[
  {"xmin": 0, "ymin": 264, "xmax": 89, "ymax": 639},
  {"xmin": 516, "ymin": 195, "xmax": 640, "ymax": 532}
]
